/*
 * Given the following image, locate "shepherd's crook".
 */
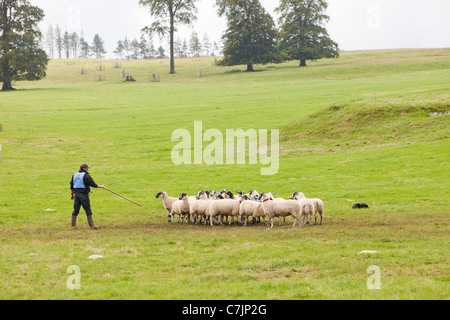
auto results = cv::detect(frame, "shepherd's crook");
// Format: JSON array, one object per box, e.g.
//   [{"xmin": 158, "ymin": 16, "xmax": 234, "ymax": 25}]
[{"xmin": 104, "ymin": 188, "xmax": 142, "ymax": 207}]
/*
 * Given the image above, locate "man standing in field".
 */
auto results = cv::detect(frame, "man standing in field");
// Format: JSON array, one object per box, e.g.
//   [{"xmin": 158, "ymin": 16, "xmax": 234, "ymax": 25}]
[{"xmin": 70, "ymin": 163, "xmax": 105, "ymax": 229}]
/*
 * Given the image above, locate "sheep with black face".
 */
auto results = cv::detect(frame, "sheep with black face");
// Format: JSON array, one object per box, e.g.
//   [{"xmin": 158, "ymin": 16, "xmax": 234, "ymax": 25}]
[{"xmin": 169, "ymin": 193, "xmax": 190, "ymax": 223}]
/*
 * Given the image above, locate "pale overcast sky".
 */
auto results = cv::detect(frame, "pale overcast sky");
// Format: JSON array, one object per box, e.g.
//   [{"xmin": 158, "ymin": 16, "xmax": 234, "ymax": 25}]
[{"xmin": 33, "ymin": 0, "xmax": 450, "ymax": 58}]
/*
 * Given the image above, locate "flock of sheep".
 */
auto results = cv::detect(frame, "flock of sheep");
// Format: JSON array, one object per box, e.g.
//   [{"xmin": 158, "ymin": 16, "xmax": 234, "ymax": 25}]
[{"xmin": 155, "ymin": 190, "xmax": 324, "ymax": 228}]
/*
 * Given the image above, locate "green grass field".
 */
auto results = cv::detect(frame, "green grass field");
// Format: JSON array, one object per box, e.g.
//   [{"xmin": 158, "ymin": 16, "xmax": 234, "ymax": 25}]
[{"xmin": 0, "ymin": 49, "xmax": 449, "ymax": 299}]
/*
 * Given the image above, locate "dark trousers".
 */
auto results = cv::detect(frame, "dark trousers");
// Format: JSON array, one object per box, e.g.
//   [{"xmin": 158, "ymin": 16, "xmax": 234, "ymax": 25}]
[{"xmin": 72, "ymin": 193, "xmax": 93, "ymax": 217}]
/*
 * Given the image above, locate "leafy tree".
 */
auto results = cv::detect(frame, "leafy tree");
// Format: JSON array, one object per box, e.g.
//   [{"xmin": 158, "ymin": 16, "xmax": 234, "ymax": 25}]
[
  {"xmin": 55, "ymin": 25, "xmax": 62, "ymax": 59},
  {"xmin": 188, "ymin": 31, "xmax": 201, "ymax": 57},
  {"xmin": 79, "ymin": 34, "xmax": 90, "ymax": 59},
  {"xmin": 139, "ymin": 0, "xmax": 199, "ymax": 74},
  {"xmin": 91, "ymin": 34, "xmax": 106, "ymax": 59},
  {"xmin": 212, "ymin": 41, "xmax": 220, "ymax": 56},
  {"xmin": 70, "ymin": 31, "xmax": 79, "ymax": 58},
  {"xmin": 182, "ymin": 38, "xmax": 188, "ymax": 58},
  {"xmin": 123, "ymin": 37, "xmax": 130, "ymax": 59},
  {"xmin": 63, "ymin": 31, "xmax": 70, "ymax": 58},
  {"xmin": 0, "ymin": 0, "xmax": 49, "ymax": 90},
  {"xmin": 130, "ymin": 38, "xmax": 140, "ymax": 59},
  {"xmin": 156, "ymin": 45, "xmax": 166, "ymax": 59},
  {"xmin": 174, "ymin": 35, "xmax": 182, "ymax": 58},
  {"xmin": 45, "ymin": 24, "xmax": 54, "ymax": 59},
  {"xmin": 147, "ymin": 41, "xmax": 156, "ymax": 59},
  {"xmin": 202, "ymin": 32, "xmax": 211, "ymax": 56},
  {"xmin": 114, "ymin": 40, "xmax": 124, "ymax": 59},
  {"xmin": 139, "ymin": 35, "xmax": 151, "ymax": 59},
  {"xmin": 216, "ymin": 0, "xmax": 280, "ymax": 71},
  {"xmin": 276, "ymin": 0, "xmax": 339, "ymax": 66}
]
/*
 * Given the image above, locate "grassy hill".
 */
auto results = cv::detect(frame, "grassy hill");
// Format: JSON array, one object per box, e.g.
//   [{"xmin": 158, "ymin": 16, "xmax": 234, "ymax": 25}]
[{"xmin": 0, "ymin": 49, "xmax": 448, "ymax": 299}]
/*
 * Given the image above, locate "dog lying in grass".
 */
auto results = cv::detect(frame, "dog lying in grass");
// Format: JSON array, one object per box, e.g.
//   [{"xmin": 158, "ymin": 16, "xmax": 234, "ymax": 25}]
[{"xmin": 352, "ymin": 203, "xmax": 369, "ymax": 209}]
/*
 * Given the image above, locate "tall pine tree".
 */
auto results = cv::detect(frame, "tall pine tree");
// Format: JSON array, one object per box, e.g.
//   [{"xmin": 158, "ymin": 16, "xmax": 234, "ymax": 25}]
[
  {"xmin": 91, "ymin": 34, "xmax": 106, "ymax": 59},
  {"xmin": 276, "ymin": 0, "xmax": 339, "ymax": 66}
]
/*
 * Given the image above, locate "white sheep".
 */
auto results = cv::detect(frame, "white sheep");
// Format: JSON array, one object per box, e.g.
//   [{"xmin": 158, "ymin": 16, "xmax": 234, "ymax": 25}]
[
  {"xmin": 298, "ymin": 198, "xmax": 315, "ymax": 225},
  {"xmin": 216, "ymin": 191, "xmax": 240, "ymax": 224},
  {"xmin": 208, "ymin": 197, "xmax": 240, "ymax": 226},
  {"xmin": 180, "ymin": 191, "xmax": 207, "ymax": 223},
  {"xmin": 291, "ymin": 191, "xmax": 324, "ymax": 225},
  {"xmin": 239, "ymin": 197, "xmax": 269, "ymax": 226},
  {"xmin": 155, "ymin": 191, "xmax": 178, "ymax": 222},
  {"xmin": 190, "ymin": 191, "xmax": 211, "ymax": 224},
  {"xmin": 249, "ymin": 190, "xmax": 259, "ymax": 201},
  {"xmin": 209, "ymin": 190, "xmax": 220, "ymax": 199},
  {"xmin": 170, "ymin": 193, "xmax": 191, "ymax": 224},
  {"xmin": 257, "ymin": 192, "xmax": 288, "ymax": 226},
  {"xmin": 259, "ymin": 193, "xmax": 302, "ymax": 228}
]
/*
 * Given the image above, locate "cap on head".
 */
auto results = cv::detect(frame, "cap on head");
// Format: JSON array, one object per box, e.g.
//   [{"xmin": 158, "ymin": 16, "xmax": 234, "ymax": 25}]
[{"xmin": 80, "ymin": 163, "xmax": 90, "ymax": 169}]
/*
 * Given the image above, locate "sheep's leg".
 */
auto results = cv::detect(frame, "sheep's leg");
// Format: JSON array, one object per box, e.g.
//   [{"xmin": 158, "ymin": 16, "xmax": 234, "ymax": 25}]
[
  {"xmin": 292, "ymin": 213, "xmax": 299, "ymax": 227},
  {"xmin": 270, "ymin": 217, "xmax": 274, "ymax": 228},
  {"xmin": 295, "ymin": 215, "xmax": 301, "ymax": 226}
]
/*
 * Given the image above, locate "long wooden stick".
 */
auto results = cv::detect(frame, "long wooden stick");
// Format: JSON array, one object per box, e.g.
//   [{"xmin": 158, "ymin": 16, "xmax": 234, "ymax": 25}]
[{"xmin": 104, "ymin": 188, "xmax": 142, "ymax": 207}]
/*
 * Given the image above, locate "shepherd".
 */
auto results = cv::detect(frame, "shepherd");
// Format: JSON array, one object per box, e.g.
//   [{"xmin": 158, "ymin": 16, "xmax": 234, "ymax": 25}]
[{"xmin": 70, "ymin": 163, "xmax": 105, "ymax": 229}]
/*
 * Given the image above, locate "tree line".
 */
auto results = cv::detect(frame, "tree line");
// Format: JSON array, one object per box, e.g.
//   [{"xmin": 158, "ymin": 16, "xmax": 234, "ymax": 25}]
[
  {"xmin": 44, "ymin": 27, "xmax": 222, "ymax": 61},
  {"xmin": 139, "ymin": 0, "xmax": 339, "ymax": 74},
  {"xmin": 113, "ymin": 32, "xmax": 222, "ymax": 60},
  {"xmin": 1, "ymin": 0, "xmax": 339, "ymax": 90},
  {"xmin": 45, "ymin": 25, "xmax": 107, "ymax": 59}
]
